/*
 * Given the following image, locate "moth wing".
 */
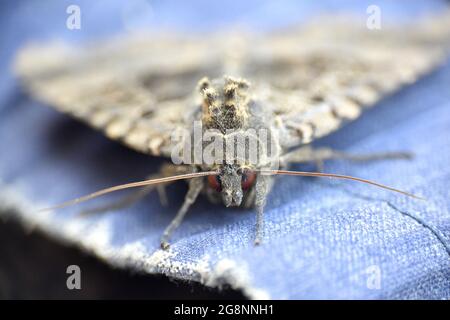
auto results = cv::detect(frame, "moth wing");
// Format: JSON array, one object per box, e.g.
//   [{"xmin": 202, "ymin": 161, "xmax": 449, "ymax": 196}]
[
  {"xmin": 244, "ymin": 14, "xmax": 450, "ymax": 148},
  {"xmin": 16, "ymin": 13, "xmax": 450, "ymax": 154},
  {"xmin": 15, "ymin": 34, "xmax": 227, "ymax": 157}
]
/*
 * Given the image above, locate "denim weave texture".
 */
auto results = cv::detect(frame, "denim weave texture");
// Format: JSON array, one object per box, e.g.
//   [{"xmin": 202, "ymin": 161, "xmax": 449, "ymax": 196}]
[{"xmin": 0, "ymin": 0, "xmax": 449, "ymax": 299}]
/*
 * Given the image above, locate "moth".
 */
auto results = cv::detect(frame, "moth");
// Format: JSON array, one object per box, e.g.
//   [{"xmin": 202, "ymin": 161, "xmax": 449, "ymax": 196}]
[{"xmin": 15, "ymin": 13, "xmax": 450, "ymax": 249}]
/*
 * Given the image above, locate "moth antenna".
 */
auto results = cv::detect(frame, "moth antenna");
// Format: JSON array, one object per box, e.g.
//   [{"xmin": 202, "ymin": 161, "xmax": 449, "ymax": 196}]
[
  {"xmin": 224, "ymin": 75, "xmax": 250, "ymax": 89},
  {"xmin": 38, "ymin": 171, "xmax": 219, "ymax": 212},
  {"xmin": 224, "ymin": 82, "xmax": 238, "ymax": 99},
  {"xmin": 202, "ymin": 87, "xmax": 217, "ymax": 105},
  {"xmin": 197, "ymin": 77, "xmax": 210, "ymax": 91},
  {"xmin": 259, "ymin": 170, "xmax": 424, "ymax": 200},
  {"xmin": 236, "ymin": 78, "xmax": 250, "ymax": 89}
]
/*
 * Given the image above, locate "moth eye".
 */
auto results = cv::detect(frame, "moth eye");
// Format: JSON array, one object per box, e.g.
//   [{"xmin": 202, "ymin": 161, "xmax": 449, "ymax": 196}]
[
  {"xmin": 208, "ymin": 175, "xmax": 222, "ymax": 192},
  {"xmin": 241, "ymin": 170, "xmax": 256, "ymax": 190}
]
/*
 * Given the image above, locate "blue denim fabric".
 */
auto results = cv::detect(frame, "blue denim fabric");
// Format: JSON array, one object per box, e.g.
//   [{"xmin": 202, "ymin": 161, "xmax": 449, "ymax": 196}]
[{"xmin": 0, "ymin": 0, "xmax": 449, "ymax": 299}]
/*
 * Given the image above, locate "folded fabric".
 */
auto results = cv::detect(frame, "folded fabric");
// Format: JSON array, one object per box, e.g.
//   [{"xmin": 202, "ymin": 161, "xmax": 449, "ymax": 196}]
[{"xmin": 0, "ymin": 0, "xmax": 449, "ymax": 299}]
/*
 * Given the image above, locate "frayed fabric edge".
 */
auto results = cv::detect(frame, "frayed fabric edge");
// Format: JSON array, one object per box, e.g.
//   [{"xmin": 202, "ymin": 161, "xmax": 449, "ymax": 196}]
[{"xmin": 0, "ymin": 182, "xmax": 270, "ymax": 300}]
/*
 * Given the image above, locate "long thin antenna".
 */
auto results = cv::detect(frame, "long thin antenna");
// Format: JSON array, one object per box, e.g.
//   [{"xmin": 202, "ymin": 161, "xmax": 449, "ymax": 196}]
[
  {"xmin": 259, "ymin": 169, "xmax": 424, "ymax": 200},
  {"xmin": 39, "ymin": 170, "xmax": 219, "ymax": 212}
]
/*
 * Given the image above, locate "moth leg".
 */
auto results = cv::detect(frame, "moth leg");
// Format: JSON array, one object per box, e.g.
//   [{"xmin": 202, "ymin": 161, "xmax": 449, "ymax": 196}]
[
  {"xmin": 281, "ymin": 145, "xmax": 412, "ymax": 170},
  {"xmin": 155, "ymin": 163, "xmax": 192, "ymax": 206},
  {"xmin": 156, "ymin": 185, "xmax": 169, "ymax": 207},
  {"xmin": 79, "ymin": 163, "xmax": 187, "ymax": 216},
  {"xmin": 160, "ymin": 177, "xmax": 204, "ymax": 250},
  {"xmin": 243, "ymin": 186, "xmax": 257, "ymax": 208},
  {"xmin": 79, "ymin": 174, "xmax": 162, "ymax": 216},
  {"xmin": 315, "ymin": 159, "xmax": 325, "ymax": 173},
  {"xmin": 79, "ymin": 187, "xmax": 147, "ymax": 216},
  {"xmin": 254, "ymin": 174, "xmax": 271, "ymax": 245}
]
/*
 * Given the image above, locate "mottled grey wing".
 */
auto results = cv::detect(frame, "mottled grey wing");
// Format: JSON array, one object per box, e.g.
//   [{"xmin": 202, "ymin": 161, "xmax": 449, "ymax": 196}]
[
  {"xmin": 243, "ymin": 14, "xmax": 450, "ymax": 148},
  {"xmin": 16, "ymin": 13, "xmax": 450, "ymax": 156},
  {"xmin": 15, "ymin": 34, "xmax": 228, "ymax": 156}
]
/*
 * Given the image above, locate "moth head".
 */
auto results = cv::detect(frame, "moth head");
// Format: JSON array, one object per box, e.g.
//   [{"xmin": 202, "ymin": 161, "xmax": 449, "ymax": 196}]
[
  {"xmin": 198, "ymin": 76, "xmax": 250, "ymax": 131},
  {"xmin": 207, "ymin": 164, "xmax": 256, "ymax": 207}
]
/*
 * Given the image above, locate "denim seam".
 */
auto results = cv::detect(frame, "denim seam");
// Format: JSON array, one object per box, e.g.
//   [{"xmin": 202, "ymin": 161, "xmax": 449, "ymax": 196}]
[{"xmin": 386, "ymin": 201, "xmax": 450, "ymax": 258}]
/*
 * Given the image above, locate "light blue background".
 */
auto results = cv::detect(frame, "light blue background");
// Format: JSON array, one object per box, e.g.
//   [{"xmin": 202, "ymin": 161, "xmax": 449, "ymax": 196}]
[{"xmin": 0, "ymin": 0, "xmax": 449, "ymax": 299}]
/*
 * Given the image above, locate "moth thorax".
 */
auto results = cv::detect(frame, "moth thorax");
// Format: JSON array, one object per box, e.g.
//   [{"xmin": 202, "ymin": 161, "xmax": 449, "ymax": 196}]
[{"xmin": 198, "ymin": 76, "xmax": 250, "ymax": 132}]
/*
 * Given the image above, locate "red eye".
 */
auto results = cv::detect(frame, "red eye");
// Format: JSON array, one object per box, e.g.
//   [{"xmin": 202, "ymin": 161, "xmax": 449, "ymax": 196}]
[
  {"xmin": 241, "ymin": 169, "xmax": 256, "ymax": 190},
  {"xmin": 208, "ymin": 175, "xmax": 222, "ymax": 192}
]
